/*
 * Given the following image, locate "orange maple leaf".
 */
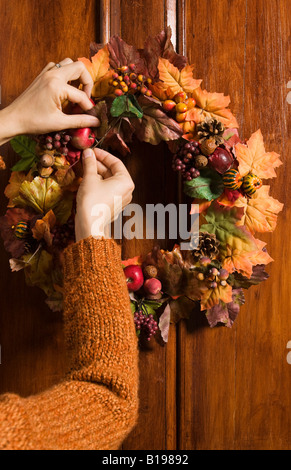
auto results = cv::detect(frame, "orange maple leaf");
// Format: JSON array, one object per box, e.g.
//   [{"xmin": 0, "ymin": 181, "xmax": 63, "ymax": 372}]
[
  {"xmin": 222, "ymin": 238, "xmax": 273, "ymax": 278},
  {"xmin": 0, "ymin": 156, "xmax": 6, "ymax": 170},
  {"xmin": 234, "ymin": 185, "xmax": 283, "ymax": 234},
  {"xmin": 150, "ymin": 58, "xmax": 201, "ymax": 101},
  {"xmin": 4, "ymin": 170, "xmax": 34, "ymax": 207},
  {"xmin": 78, "ymin": 46, "xmax": 110, "ymax": 82},
  {"xmin": 122, "ymin": 255, "xmax": 143, "ymax": 267},
  {"xmin": 32, "ymin": 210, "xmax": 56, "ymax": 246},
  {"xmin": 185, "ymin": 87, "xmax": 239, "ymax": 128},
  {"xmin": 235, "ymin": 129, "xmax": 282, "ymax": 179},
  {"xmin": 200, "ymin": 282, "xmax": 232, "ymax": 311}
]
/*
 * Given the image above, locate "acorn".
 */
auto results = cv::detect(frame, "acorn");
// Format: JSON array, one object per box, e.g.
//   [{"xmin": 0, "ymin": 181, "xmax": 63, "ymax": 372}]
[
  {"xmin": 39, "ymin": 153, "xmax": 55, "ymax": 168},
  {"xmin": 194, "ymin": 155, "xmax": 208, "ymax": 169},
  {"xmin": 143, "ymin": 265, "xmax": 158, "ymax": 279},
  {"xmin": 200, "ymin": 137, "xmax": 218, "ymax": 156}
]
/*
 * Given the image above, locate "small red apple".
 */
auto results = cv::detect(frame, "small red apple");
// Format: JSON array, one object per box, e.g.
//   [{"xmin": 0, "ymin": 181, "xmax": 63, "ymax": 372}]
[
  {"xmin": 69, "ymin": 127, "xmax": 95, "ymax": 150},
  {"xmin": 71, "ymin": 98, "xmax": 95, "ymax": 115},
  {"xmin": 144, "ymin": 278, "xmax": 162, "ymax": 296},
  {"xmin": 124, "ymin": 265, "xmax": 144, "ymax": 292}
]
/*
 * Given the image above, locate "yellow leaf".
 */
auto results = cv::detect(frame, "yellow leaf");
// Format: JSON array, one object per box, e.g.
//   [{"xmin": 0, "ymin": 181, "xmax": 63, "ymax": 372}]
[
  {"xmin": 4, "ymin": 171, "xmax": 34, "ymax": 207},
  {"xmin": 92, "ymin": 71, "xmax": 115, "ymax": 99},
  {"xmin": 186, "ymin": 87, "xmax": 239, "ymax": 128},
  {"xmin": 200, "ymin": 283, "xmax": 232, "ymax": 311},
  {"xmin": 234, "ymin": 185, "xmax": 283, "ymax": 234},
  {"xmin": 78, "ymin": 46, "xmax": 110, "ymax": 82},
  {"xmin": 150, "ymin": 58, "xmax": 201, "ymax": 100},
  {"xmin": 235, "ymin": 129, "xmax": 282, "ymax": 178}
]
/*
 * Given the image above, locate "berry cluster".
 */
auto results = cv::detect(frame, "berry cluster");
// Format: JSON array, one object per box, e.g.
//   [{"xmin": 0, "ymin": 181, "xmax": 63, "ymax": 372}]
[
  {"xmin": 162, "ymin": 91, "xmax": 196, "ymax": 123},
  {"xmin": 134, "ymin": 309, "xmax": 158, "ymax": 341},
  {"xmin": 109, "ymin": 64, "xmax": 153, "ymax": 97},
  {"xmin": 196, "ymin": 260, "xmax": 229, "ymax": 289},
  {"xmin": 38, "ymin": 132, "xmax": 71, "ymax": 156},
  {"xmin": 172, "ymin": 140, "xmax": 207, "ymax": 180}
]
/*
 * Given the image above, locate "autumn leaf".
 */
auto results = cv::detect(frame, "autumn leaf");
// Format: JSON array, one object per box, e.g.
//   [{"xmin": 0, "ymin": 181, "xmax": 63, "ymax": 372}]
[
  {"xmin": 186, "ymin": 87, "xmax": 239, "ymax": 128},
  {"xmin": 143, "ymin": 26, "xmax": 187, "ymax": 76},
  {"xmin": 222, "ymin": 238, "xmax": 273, "ymax": 278},
  {"xmin": 0, "ymin": 156, "xmax": 6, "ymax": 170},
  {"xmin": 234, "ymin": 185, "xmax": 283, "ymax": 234},
  {"xmin": 122, "ymin": 255, "xmax": 143, "ymax": 267},
  {"xmin": 200, "ymin": 282, "xmax": 233, "ymax": 311},
  {"xmin": 23, "ymin": 249, "xmax": 55, "ymax": 297},
  {"xmin": 231, "ymin": 264, "xmax": 269, "ymax": 289},
  {"xmin": 150, "ymin": 58, "xmax": 201, "ymax": 101},
  {"xmin": 205, "ymin": 288, "xmax": 245, "ymax": 327},
  {"xmin": 131, "ymin": 95, "xmax": 183, "ymax": 145},
  {"xmin": 31, "ymin": 210, "xmax": 56, "ymax": 246},
  {"xmin": 184, "ymin": 168, "xmax": 224, "ymax": 201},
  {"xmin": 200, "ymin": 203, "xmax": 257, "ymax": 253},
  {"xmin": 235, "ymin": 129, "xmax": 282, "ymax": 179},
  {"xmin": 13, "ymin": 177, "xmax": 63, "ymax": 214},
  {"xmin": 4, "ymin": 170, "xmax": 34, "ymax": 207},
  {"xmin": 102, "ymin": 117, "xmax": 135, "ymax": 157},
  {"xmin": 78, "ymin": 45, "xmax": 110, "ymax": 82}
]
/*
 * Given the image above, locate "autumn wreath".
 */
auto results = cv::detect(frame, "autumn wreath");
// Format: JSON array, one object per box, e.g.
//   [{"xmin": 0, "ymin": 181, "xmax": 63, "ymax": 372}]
[{"xmin": 0, "ymin": 28, "xmax": 283, "ymax": 343}]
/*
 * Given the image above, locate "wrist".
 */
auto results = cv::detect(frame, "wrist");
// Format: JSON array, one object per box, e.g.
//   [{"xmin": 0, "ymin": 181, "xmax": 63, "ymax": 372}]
[{"xmin": 0, "ymin": 104, "xmax": 23, "ymax": 145}]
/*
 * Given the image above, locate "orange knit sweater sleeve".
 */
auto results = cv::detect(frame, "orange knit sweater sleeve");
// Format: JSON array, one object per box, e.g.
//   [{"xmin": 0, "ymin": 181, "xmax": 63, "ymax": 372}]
[{"xmin": 0, "ymin": 237, "xmax": 139, "ymax": 450}]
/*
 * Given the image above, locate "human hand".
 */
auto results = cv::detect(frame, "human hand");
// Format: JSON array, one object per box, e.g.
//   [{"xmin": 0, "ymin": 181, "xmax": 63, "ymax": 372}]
[
  {"xmin": 0, "ymin": 58, "xmax": 100, "ymax": 144},
  {"xmin": 75, "ymin": 148, "xmax": 135, "ymax": 242}
]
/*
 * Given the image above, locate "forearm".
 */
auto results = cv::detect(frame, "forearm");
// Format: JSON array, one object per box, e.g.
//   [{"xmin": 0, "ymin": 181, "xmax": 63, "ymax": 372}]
[{"xmin": 0, "ymin": 104, "xmax": 23, "ymax": 146}]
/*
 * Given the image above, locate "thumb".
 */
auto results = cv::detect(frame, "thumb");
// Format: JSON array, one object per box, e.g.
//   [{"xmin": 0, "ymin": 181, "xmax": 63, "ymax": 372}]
[{"xmin": 82, "ymin": 148, "xmax": 98, "ymax": 177}]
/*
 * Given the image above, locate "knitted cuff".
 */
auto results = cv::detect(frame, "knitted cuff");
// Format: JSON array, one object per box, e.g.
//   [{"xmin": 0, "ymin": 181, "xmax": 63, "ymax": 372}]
[{"xmin": 63, "ymin": 236, "xmax": 122, "ymax": 282}]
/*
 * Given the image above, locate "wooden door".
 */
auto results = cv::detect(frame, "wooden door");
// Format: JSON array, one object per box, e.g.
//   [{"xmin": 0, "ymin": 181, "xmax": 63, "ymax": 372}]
[{"xmin": 0, "ymin": 0, "xmax": 290, "ymax": 450}]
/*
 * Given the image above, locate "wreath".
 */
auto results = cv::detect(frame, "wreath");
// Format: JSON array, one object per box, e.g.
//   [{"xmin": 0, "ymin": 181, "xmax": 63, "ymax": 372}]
[{"xmin": 0, "ymin": 28, "xmax": 283, "ymax": 344}]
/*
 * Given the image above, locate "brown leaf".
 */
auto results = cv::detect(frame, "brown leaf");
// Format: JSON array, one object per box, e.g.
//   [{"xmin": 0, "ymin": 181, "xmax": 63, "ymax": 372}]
[{"xmin": 131, "ymin": 95, "xmax": 183, "ymax": 145}]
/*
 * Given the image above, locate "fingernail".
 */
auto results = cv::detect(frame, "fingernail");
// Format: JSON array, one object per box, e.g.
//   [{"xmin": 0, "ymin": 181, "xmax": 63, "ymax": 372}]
[{"xmin": 83, "ymin": 148, "xmax": 93, "ymax": 159}]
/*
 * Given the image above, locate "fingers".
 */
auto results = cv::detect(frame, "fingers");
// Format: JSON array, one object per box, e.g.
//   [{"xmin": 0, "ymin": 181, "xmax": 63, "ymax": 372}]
[
  {"xmin": 96, "ymin": 159, "xmax": 113, "ymax": 179},
  {"xmin": 82, "ymin": 148, "xmax": 98, "ymax": 178},
  {"xmin": 64, "ymin": 84, "xmax": 94, "ymax": 111},
  {"xmin": 93, "ymin": 148, "xmax": 131, "ymax": 177},
  {"xmin": 62, "ymin": 112, "xmax": 100, "ymax": 129},
  {"xmin": 57, "ymin": 61, "xmax": 93, "ymax": 97}
]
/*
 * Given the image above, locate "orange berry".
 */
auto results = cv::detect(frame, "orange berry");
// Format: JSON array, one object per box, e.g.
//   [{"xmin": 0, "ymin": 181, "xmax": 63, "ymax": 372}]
[
  {"xmin": 112, "ymin": 80, "xmax": 119, "ymax": 87},
  {"xmin": 118, "ymin": 75, "xmax": 123, "ymax": 81},
  {"xmin": 175, "ymin": 102, "xmax": 188, "ymax": 113},
  {"xmin": 120, "ymin": 81, "xmax": 126, "ymax": 87},
  {"xmin": 137, "ymin": 74, "xmax": 144, "ymax": 82},
  {"xmin": 163, "ymin": 100, "xmax": 176, "ymax": 111},
  {"xmin": 121, "ymin": 65, "xmax": 129, "ymax": 73},
  {"xmin": 185, "ymin": 97, "xmax": 196, "ymax": 109},
  {"xmin": 129, "ymin": 73, "xmax": 137, "ymax": 80},
  {"xmin": 130, "ymin": 82, "xmax": 137, "ymax": 89},
  {"xmin": 122, "ymin": 85, "xmax": 129, "ymax": 93},
  {"xmin": 176, "ymin": 112, "xmax": 187, "ymax": 122},
  {"xmin": 114, "ymin": 89, "xmax": 123, "ymax": 96},
  {"xmin": 112, "ymin": 72, "xmax": 119, "ymax": 79},
  {"xmin": 145, "ymin": 90, "xmax": 152, "ymax": 97},
  {"xmin": 129, "ymin": 63, "xmax": 136, "ymax": 71},
  {"xmin": 146, "ymin": 78, "xmax": 152, "ymax": 84},
  {"xmin": 174, "ymin": 91, "xmax": 187, "ymax": 103}
]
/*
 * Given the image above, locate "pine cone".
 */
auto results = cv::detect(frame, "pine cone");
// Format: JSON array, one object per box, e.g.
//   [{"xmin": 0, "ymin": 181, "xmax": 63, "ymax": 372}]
[
  {"xmin": 197, "ymin": 117, "xmax": 225, "ymax": 145},
  {"xmin": 192, "ymin": 232, "xmax": 220, "ymax": 260}
]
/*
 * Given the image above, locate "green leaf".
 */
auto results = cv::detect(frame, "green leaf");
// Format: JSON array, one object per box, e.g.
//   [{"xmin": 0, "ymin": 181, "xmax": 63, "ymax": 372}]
[
  {"xmin": 11, "ymin": 136, "xmax": 37, "ymax": 171},
  {"xmin": 142, "ymin": 300, "xmax": 162, "ymax": 316},
  {"xmin": 183, "ymin": 168, "xmax": 224, "ymax": 201},
  {"xmin": 130, "ymin": 300, "xmax": 137, "ymax": 314},
  {"xmin": 200, "ymin": 203, "xmax": 257, "ymax": 253},
  {"xmin": 110, "ymin": 94, "xmax": 143, "ymax": 118}
]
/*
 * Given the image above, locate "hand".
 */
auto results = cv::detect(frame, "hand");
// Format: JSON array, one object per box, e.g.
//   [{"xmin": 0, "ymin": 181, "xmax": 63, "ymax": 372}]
[
  {"xmin": 0, "ymin": 58, "xmax": 100, "ymax": 145},
  {"xmin": 75, "ymin": 148, "xmax": 135, "ymax": 242}
]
